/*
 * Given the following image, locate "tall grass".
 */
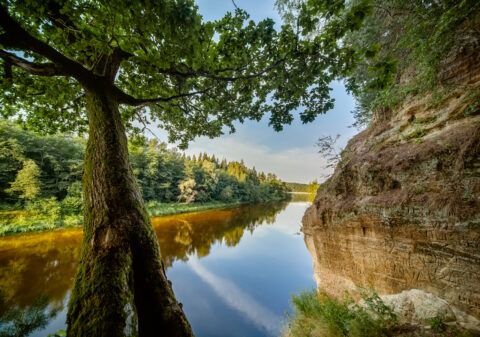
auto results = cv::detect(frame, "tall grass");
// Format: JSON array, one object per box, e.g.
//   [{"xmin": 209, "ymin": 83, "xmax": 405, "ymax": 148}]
[
  {"xmin": 0, "ymin": 200, "xmax": 244, "ymax": 236},
  {"xmin": 283, "ymin": 290, "xmax": 396, "ymax": 337},
  {"xmin": 145, "ymin": 200, "xmax": 242, "ymax": 217}
]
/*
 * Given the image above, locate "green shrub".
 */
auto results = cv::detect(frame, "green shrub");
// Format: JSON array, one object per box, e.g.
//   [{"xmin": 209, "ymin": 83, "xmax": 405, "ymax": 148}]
[
  {"xmin": 26, "ymin": 197, "xmax": 61, "ymax": 228},
  {"xmin": 360, "ymin": 290, "xmax": 397, "ymax": 326},
  {"xmin": 63, "ymin": 215, "xmax": 83, "ymax": 227},
  {"xmin": 61, "ymin": 182, "xmax": 83, "ymax": 215},
  {"xmin": 219, "ymin": 186, "xmax": 235, "ymax": 202},
  {"xmin": 284, "ymin": 290, "xmax": 396, "ymax": 337},
  {"xmin": 430, "ymin": 315, "xmax": 446, "ymax": 332}
]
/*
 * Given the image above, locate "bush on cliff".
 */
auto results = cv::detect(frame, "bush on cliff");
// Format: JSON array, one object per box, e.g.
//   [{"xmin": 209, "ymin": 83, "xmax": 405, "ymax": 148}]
[
  {"xmin": 284, "ymin": 290, "xmax": 478, "ymax": 337},
  {"xmin": 284, "ymin": 290, "xmax": 396, "ymax": 337}
]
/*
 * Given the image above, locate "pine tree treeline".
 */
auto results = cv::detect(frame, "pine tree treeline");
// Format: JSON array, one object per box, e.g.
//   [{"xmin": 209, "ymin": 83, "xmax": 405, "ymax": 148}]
[
  {"xmin": 1, "ymin": 122, "xmax": 289, "ymax": 208},
  {"xmin": 129, "ymin": 139, "xmax": 289, "ymax": 204}
]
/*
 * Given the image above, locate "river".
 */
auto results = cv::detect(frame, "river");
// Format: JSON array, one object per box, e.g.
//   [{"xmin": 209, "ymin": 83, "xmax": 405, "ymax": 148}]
[{"xmin": 0, "ymin": 198, "xmax": 314, "ymax": 337}]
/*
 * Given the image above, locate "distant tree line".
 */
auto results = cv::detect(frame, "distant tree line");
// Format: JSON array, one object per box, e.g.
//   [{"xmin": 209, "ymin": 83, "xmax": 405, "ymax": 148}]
[
  {"xmin": 129, "ymin": 139, "xmax": 290, "ymax": 204},
  {"xmin": 0, "ymin": 122, "xmax": 290, "ymax": 232},
  {"xmin": 286, "ymin": 181, "xmax": 319, "ymax": 194}
]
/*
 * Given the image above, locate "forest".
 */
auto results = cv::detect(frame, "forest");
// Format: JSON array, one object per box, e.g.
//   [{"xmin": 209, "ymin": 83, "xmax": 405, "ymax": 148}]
[
  {"xmin": 285, "ymin": 181, "xmax": 319, "ymax": 194},
  {"xmin": 0, "ymin": 121, "xmax": 289, "ymax": 235}
]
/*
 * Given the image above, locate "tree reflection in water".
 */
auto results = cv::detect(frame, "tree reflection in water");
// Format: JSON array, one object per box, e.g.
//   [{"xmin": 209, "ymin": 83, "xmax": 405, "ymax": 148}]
[
  {"xmin": 153, "ymin": 202, "xmax": 289, "ymax": 267},
  {"xmin": 0, "ymin": 293, "xmax": 60, "ymax": 337},
  {"xmin": 0, "ymin": 201, "xmax": 289, "ymax": 334}
]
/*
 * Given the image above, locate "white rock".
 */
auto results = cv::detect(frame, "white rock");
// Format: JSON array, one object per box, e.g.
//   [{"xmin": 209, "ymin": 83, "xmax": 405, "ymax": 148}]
[
  {"xmin": 381, "ymin": 289, "xmax": 455, "ymax": 324},
  {"xmin": 379, "ymin": 289, "xmax": 480, "ymax": 331}
]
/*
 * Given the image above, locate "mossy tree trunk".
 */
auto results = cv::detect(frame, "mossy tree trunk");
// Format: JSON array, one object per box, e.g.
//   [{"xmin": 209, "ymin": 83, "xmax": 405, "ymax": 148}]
[{"xmin": 66, "ymin": 88, "xmax": 194, "ymax": 337}]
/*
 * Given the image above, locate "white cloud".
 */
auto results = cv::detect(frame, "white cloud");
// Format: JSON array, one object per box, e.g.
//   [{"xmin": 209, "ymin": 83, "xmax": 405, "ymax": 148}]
[
  {"xmin": 138, "ymin": 81, "xmax": 359, "ymax": 183},
  {"xmin": 184, "ymin": 134, "xmax": 332, "ymax": 183}
]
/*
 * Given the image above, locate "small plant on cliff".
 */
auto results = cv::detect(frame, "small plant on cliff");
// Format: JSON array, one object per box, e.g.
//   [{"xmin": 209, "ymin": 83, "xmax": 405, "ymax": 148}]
[
  {"xmin": 406, "ymin": 126, "xmax": 427, "ymax": 142},
  {"xmin": 317, "ymin": 134, "xmax": 346, "ymax": 178},
  {"xmin": 429, "ymin": 315, "xmax": 447, "ymax": 333},
  {"xmin": 360, "ymin": 289, "xmax": 397, "ymax": 327},
  {"xmin": 284, "ymin": 290, "xmax": 397, "ymax": 337},
  {"xmin": 463, "ymin": 89, "xmax": 480, "ymax": 117}
]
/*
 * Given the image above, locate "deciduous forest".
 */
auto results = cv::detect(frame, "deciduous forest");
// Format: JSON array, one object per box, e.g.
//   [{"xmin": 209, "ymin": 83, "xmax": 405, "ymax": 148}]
[{"xmin": 0, "ymin": 122, "xmax": 289, "ymax": 235}]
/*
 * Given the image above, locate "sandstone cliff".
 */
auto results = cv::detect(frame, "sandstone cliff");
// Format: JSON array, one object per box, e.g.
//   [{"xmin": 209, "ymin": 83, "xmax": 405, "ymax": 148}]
[{"xmin": 302, "ymin": 51, "xmax": 480, "ymax": 327}]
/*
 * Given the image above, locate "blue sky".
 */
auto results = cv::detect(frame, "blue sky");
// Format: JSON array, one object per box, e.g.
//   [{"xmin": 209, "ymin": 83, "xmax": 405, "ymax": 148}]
[{"xmin": 155, "ymin": 0, "xmax": 359, "ymax": 183}]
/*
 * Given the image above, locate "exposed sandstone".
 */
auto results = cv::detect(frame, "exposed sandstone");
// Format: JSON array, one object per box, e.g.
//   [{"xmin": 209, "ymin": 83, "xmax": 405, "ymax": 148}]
[
  {"xmin": 302, "ymin": 52, "xmax": 480, "ymax": 329},
  {"xmin": 378, "ymin": 289, "xmax": 480, "ymax": 329}
]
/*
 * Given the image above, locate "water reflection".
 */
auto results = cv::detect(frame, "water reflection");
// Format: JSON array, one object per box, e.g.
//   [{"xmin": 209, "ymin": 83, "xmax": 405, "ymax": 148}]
[
  {"xmin": 153, "ymin": 202, "xmax": 289, "ymax": 267},
  {"xmin": 0, "ymin": 201, "xmax": 311, "ymax": 337},
  {"xmin": 188, "ymin": 257, "xmax": 280, "ymax": 335},
  {"xmin": 0, "ymin": 295, "xmax": 61, "ymax": 337},
  {"xmin": 288, "ymin": 193, "xmax": 315, "ymax": 203},
  {"xmin": 0, "ymin": 231, "xmax": 81, "ymax": 315}
]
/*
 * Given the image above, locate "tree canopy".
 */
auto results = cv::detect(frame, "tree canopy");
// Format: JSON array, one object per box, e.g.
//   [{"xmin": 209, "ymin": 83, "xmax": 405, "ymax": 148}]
[
  {"xmin": 5, "ymin": 159, "xmax": 41, "ymax": 200},
  {"xmin": 0, "ymin": 0, "xmax": 371, "ymax": 147},
  {"xmin": 277, "ymin": 0, "xmax": 480, "ymax": 127},
  {"xmin": 2, "ymin": 0, "xmax": 478, "ymax": 145}
]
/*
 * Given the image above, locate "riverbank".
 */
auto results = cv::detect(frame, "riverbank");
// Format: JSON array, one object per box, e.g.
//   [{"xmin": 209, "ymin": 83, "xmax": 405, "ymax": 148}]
[
  {"xmin": 0, "ymin": 200, "xmax": 255, "ymax": 236},
  {"xmin": 284, "ymin": 291, "xmax": 477, "ymax": 337},
  {"xmin": 146, "ymin": 200, "xmax": 245, "ymax": 217},
  {"xmin": 0, "ymin": 201, "xmax": 308, "ymax": 337}
]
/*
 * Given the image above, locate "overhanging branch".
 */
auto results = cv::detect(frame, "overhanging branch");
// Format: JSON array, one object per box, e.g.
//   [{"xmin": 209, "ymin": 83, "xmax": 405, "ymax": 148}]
[
  {"xmin": 45, "ymin": 0, "xmax": 80, "ymax": 44},
  {"xmin": 0, "ymin": 50, "xmax": 68, "ymax": 76},
  {"xmin": 154, "ymin": 58, "xmax": 286, "ymax": 82},
  {"xmin": 114, "ymin": 86, "xmax": 210, "ymax": 107},
  {"xmin": 0, "ymin": 5, "xmax": 94, "ymax": 84}
]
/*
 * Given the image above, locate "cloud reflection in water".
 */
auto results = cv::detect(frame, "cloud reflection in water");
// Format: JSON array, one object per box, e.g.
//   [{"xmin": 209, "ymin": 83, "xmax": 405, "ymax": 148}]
[{"xmin": 188, "ymin": 257, "xmax": 281, "ymax": 336}]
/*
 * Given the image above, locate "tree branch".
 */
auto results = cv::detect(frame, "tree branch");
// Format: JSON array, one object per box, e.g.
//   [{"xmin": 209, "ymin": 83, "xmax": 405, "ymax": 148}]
[
  {"xmin": 0, "ymin": 5, "xmax": 94, "ymax": 85},
  {"xmin": 104, "ymin": 48, "xmax": 133, "ymax": 83},
  {"xmin": 3, "ymin": 58, "xmax": 12, "ymax": 80},
  {"xmin": 153, "ymin": 58, "xmax": 286, "ymax": 82},
  {"xmin": 0, "ymin": 50, "xmax": 68, "ymax": 76},
  {"xmin": 113, "ymin": 86, "xmax": 210, "ymax": 107},
  {"xmin": 45, "ymin": 0, "xmax": 80, "ymax": 44},
  {"xmin": 44, "ymin": 1, "xmax": 131, "ymax": 82}
]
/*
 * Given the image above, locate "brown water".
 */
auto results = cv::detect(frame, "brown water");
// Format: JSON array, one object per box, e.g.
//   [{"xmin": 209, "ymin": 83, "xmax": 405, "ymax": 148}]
[{"xmin": 0, "ymin": 199, "xmax": 314, "ymax": 337}]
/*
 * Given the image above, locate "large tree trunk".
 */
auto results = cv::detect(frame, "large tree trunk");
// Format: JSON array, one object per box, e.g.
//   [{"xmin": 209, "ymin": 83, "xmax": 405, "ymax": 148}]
[{"xmin": 66, "ymin": 89, "xmax": 194, "ymax": 337}]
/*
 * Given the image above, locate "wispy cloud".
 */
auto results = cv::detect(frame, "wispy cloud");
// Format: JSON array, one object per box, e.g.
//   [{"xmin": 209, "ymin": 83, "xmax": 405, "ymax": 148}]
[
  {"xmin": 184, "ymin": 135, "xmax": 332, "ymax": 183},
  {"xmin": 188, "ymin": 258, "xmax": 281, "ymax": 336}
]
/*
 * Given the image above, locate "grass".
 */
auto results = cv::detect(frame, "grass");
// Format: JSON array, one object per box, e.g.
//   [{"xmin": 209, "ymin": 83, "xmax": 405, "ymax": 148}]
[
  {"xmin": 284, "ymin": 290, "xmax": 396, "ymax": 337},
  {"xmin": 145, "ymin": 200, "xmax": 244, "ymax": 217},
  {"xmin": 0, "ymin": 211, "xmax": 81, "ymax": 236},
  {"xmin": 284, "ymin": 290, "xmax": 479, "ymax": 337},
  {"xmin": 0, "ymin": 201, "xmax": 245, "ymax": 236},
  {"xmin": 430, "ymin": 316, "xmax": 447, "ymax": 333}
]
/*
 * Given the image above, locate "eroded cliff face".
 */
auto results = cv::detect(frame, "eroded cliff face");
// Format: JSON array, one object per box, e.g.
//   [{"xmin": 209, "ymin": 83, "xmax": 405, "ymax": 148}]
[{"xmin": 303, "ymin": 52, "xmax": 480, "ymax": 324}]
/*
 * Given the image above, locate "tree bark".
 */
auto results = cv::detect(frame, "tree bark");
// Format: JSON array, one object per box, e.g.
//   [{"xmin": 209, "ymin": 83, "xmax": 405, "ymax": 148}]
[{"xmin": 66, "ymin": 88, "xmax": 194, "ymax": 337}]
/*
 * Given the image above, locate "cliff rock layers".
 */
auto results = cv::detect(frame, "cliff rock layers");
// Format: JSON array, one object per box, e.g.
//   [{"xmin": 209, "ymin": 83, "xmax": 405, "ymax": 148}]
[{"xmin": 303, "ymin": 52, "xmax": 480, "ymax": 325}]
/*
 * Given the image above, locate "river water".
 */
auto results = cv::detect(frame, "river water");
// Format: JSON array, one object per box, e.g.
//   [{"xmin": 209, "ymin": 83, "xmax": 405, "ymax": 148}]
[{"xmin": 0, "ymin": 198, "xmax": 314, "ymax": 337}]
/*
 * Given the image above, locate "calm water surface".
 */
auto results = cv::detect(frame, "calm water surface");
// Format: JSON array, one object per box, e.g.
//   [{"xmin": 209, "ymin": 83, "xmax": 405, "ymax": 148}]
[{"xmin": 0, "ymin": 199, "xmax": 314, "ymax": 337}]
